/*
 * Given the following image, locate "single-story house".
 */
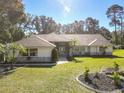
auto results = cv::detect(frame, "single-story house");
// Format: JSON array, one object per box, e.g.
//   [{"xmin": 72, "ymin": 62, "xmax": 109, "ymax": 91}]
[{"xmin": 14, "ymin": 33, "xmax": 113, "ymax": 62}]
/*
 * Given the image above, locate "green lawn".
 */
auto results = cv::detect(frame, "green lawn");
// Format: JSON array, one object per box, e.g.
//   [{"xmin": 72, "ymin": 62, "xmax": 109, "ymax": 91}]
[{"xmin": 0, "ymin": 50, "xmax": 124, "ymax": 93}]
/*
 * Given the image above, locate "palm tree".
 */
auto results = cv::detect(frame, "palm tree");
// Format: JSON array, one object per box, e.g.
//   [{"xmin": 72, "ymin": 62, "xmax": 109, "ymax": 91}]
[{"xmin": 106, "ymin": 4, "xmax": 123, "ymax": 45}]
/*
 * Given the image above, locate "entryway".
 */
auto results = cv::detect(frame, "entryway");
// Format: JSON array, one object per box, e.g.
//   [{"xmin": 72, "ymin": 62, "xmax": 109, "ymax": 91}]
[{"xmin": 58, "ymin": 46, "xmax": 66, "ymax": 57}]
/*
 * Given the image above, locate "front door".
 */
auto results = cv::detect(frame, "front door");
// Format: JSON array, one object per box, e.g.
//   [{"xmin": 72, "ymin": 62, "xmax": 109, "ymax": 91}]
[{"xmin": 58, "ymin": 46, "xmax": 66, "ymax": 57}]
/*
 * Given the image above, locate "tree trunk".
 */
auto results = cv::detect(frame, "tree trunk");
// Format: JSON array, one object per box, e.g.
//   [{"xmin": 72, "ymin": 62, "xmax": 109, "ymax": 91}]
[
  {"xmin": 115, "ymin": 23, "xmax": 118, "ymax": 45},
  {"xmin": 120, "ymin": 17, "xmax": 123, "ymax": 45},
  {"xmin": 10, "ymin": 61, "xmax": 13, "ymax": 70},
  {"xmin": 11, "ymin": 48, "xmax": 15, "ymax": 70},
  {"xmin": 114, "ymin": 13, "xmax": 118, "ymax": 45}
]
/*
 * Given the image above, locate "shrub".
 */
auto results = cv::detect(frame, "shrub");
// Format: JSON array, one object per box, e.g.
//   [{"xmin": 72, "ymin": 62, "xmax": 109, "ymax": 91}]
[
  {"xmin": 6, "ymin": 56, "xmax": 16, "ymax": 69},
  {"xmin": 67, "ymin": 56, "xmax": 74, "ymax": 61},
  {"xmin": 114, "ymin": 62, "xmax": 119, "ymax": 72},
  {"xmin": 6, "ymin": 56, "xmax": 16, "ymax": 63},
  {"xmin": 84, "ymin": 67, "xmax": 90, "ymax": 81},
  {"xmin": 94, "ymin": 72, "xmax": 99, "ymax": 79},
  {"xmin": 51, "ymin": 48, "xmax": 59, "ymax": 61},
  {"xmin": 113, "ymin": 72, "xmax": 121, "ymax": 87},
  {"xmin": 0, "ymin": 54, "xmax": 4, "ymax": 62}
]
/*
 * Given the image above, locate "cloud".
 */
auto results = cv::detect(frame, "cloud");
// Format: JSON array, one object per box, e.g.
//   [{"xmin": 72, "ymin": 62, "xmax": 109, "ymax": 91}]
[
  {"xmin": 57, "ymin": 0, "xmax": 71, "ymax": 14},
  {"xmin": 64, "ymin": 6, "xmax": 71, "ymax": 13}
]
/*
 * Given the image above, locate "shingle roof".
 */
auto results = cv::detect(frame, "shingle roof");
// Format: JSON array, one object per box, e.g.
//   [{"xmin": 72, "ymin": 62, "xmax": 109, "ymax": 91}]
[
  {"xmin": 15, "ymin": 35, "xmax": 56, "ymax": 47},
  {"xmin": 39, "ymin": 34, "xmax": 112, "ymax": 46},
  {"xmin": 38, "ymin": 33, "xmax": 70, "ymax": 42},
  {"xmin": 16, "ymin": 34, "xmax": 112, "ymax": 47}
]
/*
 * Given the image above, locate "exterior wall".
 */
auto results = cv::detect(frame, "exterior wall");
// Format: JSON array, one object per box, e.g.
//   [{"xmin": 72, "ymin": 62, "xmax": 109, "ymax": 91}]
[
  {"xmin": 105, "ymin": 46, "xmax": 113, "ymax": 55},
  {"xmin": 38, "ymin": 47, "xmax": 53, "ymax": 57},
  {"xmin": 15, "ymin": 46, "xmax": 54, "ymax": 62},
  {"xmin": 69, "ymin": 46, "xmax": 86, "ymax": 56},
  {"xmin": 88, "ymin": 46, "xmax": 113, "ymax": 55},
  {"xmin": 90, "ymin": 46, "xmax": 99, "ymax": 55},
  {"xmin": 14, "ymin": 45, "xmax": 113, "ymax": 62},
  {"xmin": 69, "ymin": 46, "xmax": 113, "ymax": 56},
  {"xmin": 73, "ymin": 46, "xmax": 86, "ymax": 55}
]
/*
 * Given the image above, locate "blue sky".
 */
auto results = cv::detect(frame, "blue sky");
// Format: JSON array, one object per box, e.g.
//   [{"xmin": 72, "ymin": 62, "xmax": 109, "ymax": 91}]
[{"xmin": 23, "ymin": 0, "xmax": 124, "ymax": 31}]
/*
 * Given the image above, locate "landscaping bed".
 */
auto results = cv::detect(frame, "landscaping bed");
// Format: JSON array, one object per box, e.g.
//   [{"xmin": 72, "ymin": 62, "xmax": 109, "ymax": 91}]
[
  {"xmin": 78, "ymin": 73, "xmax": 124, "ymax": 92},
  {"xmin": 77, "ymin": 61, "xmax": 124, "ymax": 92}
]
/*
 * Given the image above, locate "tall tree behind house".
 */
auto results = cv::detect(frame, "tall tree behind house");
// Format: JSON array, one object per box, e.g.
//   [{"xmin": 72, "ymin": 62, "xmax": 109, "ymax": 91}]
[
  {"xmin": 106, "ymin": 4, "xmax": 124, "ymax": 45},
  {"xmin": 85, "ymin": 17, "xmax": 99, "ymax": 34}
]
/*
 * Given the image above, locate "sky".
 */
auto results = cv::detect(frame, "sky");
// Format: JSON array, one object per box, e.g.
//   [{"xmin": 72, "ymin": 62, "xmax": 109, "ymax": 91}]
[{"xmin": 23, "ymin": 0, "xmax": 124, "ymax": 31}]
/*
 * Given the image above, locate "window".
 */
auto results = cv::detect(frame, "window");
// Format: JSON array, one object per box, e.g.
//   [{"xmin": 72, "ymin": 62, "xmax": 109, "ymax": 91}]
[
  {"xmin": 29, "ymin": 49, "xmax": 38, "ymax": 56},
  {"xmin": 59, "ymin": 47, "xmax": 65, "ymax": 52},
  {"xmin": 20, "ymin": 48, "xmax": 38, "ymax": 56},
  {"xmin": 74, "ymin": 47, "xmax": 79, "ymax": 51},
  {"xmin": 99, "ymin": 47, "xmax": 104, "ymax": 52},
  {"xmin": 81, "ymin": 47, "xmax": 85, "ymax": 51}
]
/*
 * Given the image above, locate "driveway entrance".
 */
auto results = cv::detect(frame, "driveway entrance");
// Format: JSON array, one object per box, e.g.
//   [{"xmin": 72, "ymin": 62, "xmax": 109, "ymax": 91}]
[{"xmin": 57, "ymin": 57, "xmax": 68, "ymax": 64}]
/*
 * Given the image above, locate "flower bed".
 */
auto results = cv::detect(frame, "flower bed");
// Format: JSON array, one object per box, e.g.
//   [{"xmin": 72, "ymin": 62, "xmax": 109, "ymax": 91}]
[{"xmin": 77, "ymin": 73, "xmax": 124, "ymax": 93}]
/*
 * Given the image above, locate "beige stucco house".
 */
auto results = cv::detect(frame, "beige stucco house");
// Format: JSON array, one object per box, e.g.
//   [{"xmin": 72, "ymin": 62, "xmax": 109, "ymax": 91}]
[{"xmin": 14, "ymin": 33, "xmax": 113, "ymax": 62}]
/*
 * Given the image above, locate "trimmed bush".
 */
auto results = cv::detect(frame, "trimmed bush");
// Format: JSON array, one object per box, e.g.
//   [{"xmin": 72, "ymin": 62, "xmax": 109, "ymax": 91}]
[
  {"xmin": 113, "ymin": 72, "xmax": 121, "ymax": 87},
  {"xmin": 84, "ymin": 67, "xmax": 90, "ymax": 81},
  {"xmin": 51, "ymin": 48, "xmax": 59, "ymax": 61},
  {"xmin": 67, "ymin": 56, "xmax": 74, "ymax": 61},
  {"xmin": 114, "ymin": 62, "xmax": 119, "ymax": 72}
]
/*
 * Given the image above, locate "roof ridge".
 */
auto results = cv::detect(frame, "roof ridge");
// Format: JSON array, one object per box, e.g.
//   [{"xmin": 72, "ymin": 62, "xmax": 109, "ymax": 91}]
[
  {"xmin": 36, "ymin": 36, "xmax": 56, "ymax": 47},
  {"xmin": 38, "ymin": 34, "xmax": 101, "ymax": 35},
  {"xmin": 88, "ymin": 39, "xmax": 97, "ymax": 46}
]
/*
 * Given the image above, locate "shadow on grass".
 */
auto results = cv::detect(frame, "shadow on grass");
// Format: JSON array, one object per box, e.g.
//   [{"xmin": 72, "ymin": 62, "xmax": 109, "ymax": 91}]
[
  {"xmin": 20, "ymin": 62, "xmax": 57, "ymax": 68},
  {"xmin": 74, "ymin": 59, "xmax": 83, "ymax": 63},
  {"xmin": 0, "ymin": 67, "xmax": 16, "ymax": 79},
  {"xmin": 23, "ymin": 63, "xmax": 57, "ymax": 68},
  {"xmin": 0, "ymin": 62, "xmax": 57, "ymax": 69},
  {"xmin": 76, "ymin": 55, "xmax": 124, "ymax": 58}
]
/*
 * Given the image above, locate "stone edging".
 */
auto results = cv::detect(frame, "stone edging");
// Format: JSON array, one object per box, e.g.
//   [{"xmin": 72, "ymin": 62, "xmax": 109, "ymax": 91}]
[{"xmin": 76, "ymin": 74, "xmax": 124, "ymax": 93}]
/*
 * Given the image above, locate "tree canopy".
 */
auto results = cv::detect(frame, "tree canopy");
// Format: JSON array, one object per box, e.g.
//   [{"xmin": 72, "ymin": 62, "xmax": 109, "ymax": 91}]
[
  {"xmin": 106, "ymin": 4, "xmax": 124, "ymax": 45},
  {"xmin": 0, "ymin": 0, "xmax": 26, "ymax": 43},
  {"xmin": 0, "ymin": 2, "xmax": 124, "ymax": 47}
]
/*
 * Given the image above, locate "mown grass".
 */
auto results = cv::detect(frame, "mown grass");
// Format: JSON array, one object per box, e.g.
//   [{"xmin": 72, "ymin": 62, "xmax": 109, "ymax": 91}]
[{"xmin": 0, "ymin": 50, "xmax": 124, "ymax": 93}]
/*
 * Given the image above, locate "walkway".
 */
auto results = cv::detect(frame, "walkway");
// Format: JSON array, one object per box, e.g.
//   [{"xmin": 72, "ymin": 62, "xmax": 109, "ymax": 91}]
[{"xmin": 57, "ymin": 57, "xmax": 68, "ymax": 65}]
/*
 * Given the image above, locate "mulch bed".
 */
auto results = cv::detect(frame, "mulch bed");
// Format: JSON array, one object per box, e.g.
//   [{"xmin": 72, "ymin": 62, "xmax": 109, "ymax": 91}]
[
  {"xmin": 78, "ymin": 73, "xmax": 124, "ymax": 92},
  {"xmin": 101, "ymin": 68, "xmax": 115, "ymax": 74}
]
